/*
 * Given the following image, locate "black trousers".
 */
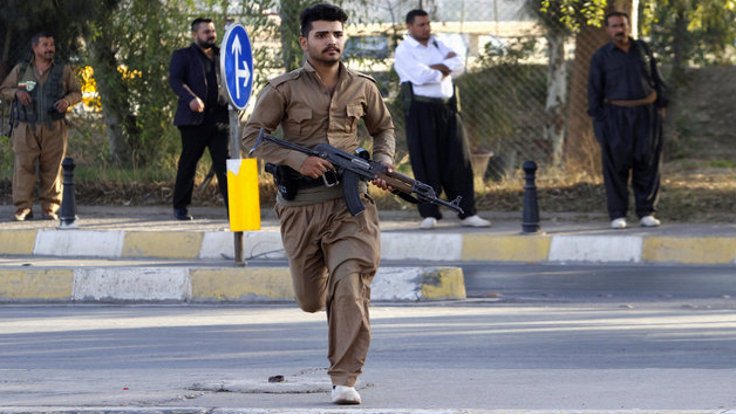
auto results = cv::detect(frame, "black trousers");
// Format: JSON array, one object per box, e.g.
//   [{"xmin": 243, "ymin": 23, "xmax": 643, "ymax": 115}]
[
  {"xmin": 405, "ymin": 100, "xmax": 476, "ymax": 219},
  {"xmin": 595, "ymin": 104, "xmax": 663, "ymax": 220},
  {"xmin": 173, "ymin": 120, "xmax": 229, "ymax": 210}
]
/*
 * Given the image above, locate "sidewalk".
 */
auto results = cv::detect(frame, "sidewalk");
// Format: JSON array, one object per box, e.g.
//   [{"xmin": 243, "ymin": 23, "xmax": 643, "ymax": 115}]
[{"xmin": 1, "ymin": 205, "xmax": 735, "ymax": 304}]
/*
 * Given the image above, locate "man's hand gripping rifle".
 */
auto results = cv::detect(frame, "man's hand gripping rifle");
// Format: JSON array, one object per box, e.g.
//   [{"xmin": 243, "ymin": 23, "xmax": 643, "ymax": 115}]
[{"xmin": 250, "ymin": 128, "xmax": 463, "ymax": 216}]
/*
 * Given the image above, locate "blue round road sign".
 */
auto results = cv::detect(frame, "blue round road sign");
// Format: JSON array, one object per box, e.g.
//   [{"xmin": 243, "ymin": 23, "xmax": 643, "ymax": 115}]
[{"xmin": 220, "ymin": 24, "xmax": 253, "ymax": 110}]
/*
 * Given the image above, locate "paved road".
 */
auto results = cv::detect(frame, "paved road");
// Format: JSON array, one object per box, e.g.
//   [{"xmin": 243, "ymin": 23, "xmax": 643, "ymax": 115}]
[
  {"xmin": 462, "ymin": 262, "xmax": 736, "ymax": 301},
  {"xmin": 1, "ymin": 264, "xmax": 735, "ymax": 412}
]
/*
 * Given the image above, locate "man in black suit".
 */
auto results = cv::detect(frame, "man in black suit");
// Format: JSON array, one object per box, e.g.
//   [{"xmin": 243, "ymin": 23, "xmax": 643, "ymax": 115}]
[{"xmin": 168, "ymin": 17, "xmax": 229, "ymax": 220}]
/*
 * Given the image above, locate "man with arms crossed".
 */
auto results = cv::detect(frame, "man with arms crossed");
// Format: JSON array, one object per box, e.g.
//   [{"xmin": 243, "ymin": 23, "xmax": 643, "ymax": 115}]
[{"xmin": 394, "ymin": 9, "xmax": 490, "ymax": 230}]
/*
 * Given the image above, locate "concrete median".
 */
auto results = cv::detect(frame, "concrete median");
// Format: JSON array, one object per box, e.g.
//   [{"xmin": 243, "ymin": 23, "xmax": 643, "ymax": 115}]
[
  {"xmin": 2, "ymin": 226, "xmax": 735, "ymax": 265},
  {"xmin": 0, "ymin": 263, "xmax": 466, "ymax": 303}
]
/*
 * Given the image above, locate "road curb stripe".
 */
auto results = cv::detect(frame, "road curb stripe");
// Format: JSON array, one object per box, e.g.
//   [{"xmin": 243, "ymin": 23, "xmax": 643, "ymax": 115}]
[
  {"xmin": 35, "ymin": 230, "xmax": 125, "ymax": 257},
  {"xmin": 122, "ymin": 231, "xmax": 203, "ymax": 259},
  {"xmin": 462, "ymin": 234, "xmax": 551, "ymax": 262},
  {"xmin": 420, "ymin": 266, "xmax": 466, "ymax": 299},
  {"xmin": 72, "ymin": 268, "xmax": 191, "ymax": 301},
  {"xmin": 549, "ymin": 235, "xmax": 642, "ymax": 263},
  {"xmin": 2, "ymin": 228, "xmax": 736, "ymax": 266},
  {"xmin": 643, "ymin": 236, "xmax": 736, "ymax": 264},
  {"xmin": 0, "ymin": 229, "xmax": 37, "ymax": 255},
  {"xmin": 191, "ymin": 267, "xmax": 293, "ymax": 301},
  {"xmin": 0, "ymin": 269, "xmax": 74, "ymax": 300},
  {"xmin": 0, "ymin": 266, "xmax": 465, "ymax": 303}
]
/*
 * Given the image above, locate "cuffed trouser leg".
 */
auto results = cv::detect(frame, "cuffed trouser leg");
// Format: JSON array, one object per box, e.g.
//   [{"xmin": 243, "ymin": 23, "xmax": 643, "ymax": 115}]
[
  {"xmin": 599, "ymin": 105, "xmax": 662, "ymax": 220},
  {"xmin": 599, "ymin": 107, "xmax": 634, "ymax": 220},
  {"xmin": 11, "ymin": 124, "xmax": 39, "ymax": 211},
  {"xmin": 276, "ymin": 196, "xmax": 380, "ymax": 388},
  {"xmin": 38, "ymin": 121, "xmax": 67, "ymax": 214},
  {"xmin": 632, "ymin": 107, "xmax": 663, "ymax": 219},
  {"xmin": 327, "ymin": 270, "xmax": 373, "ymax": 387}
]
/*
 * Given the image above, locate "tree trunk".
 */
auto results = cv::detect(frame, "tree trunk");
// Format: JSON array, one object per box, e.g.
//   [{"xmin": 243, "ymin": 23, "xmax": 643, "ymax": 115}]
[
  {"xmin": 545, "ymin": 31, "xmax": 567, "ymax": 167},
  {"xmin": 563, "ymin": 0, "xmax": 633, "ymax": 173},
  {"xmin": 671, "ymin": 4, "xmax": 690, "ymax": 83},
  {"xmin": 88, "ymin": 32, "xmax": 133, "ymax": 165}
]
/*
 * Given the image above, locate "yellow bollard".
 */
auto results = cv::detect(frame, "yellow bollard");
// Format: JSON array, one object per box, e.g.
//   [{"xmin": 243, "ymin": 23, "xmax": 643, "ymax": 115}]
[{"xmin": 227, "ymin": 158, "xmax": 261, "ymax": 231}]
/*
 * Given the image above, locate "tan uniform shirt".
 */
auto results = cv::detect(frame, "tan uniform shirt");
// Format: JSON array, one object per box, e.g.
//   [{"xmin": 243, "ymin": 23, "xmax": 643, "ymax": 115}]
[
  {"xmin": 0, "ymin": 60, "xmax": 82, "ymax": 109},
  {"xmin": 242, "ymin": 61, "xmax": 395, "ymax": 171}
]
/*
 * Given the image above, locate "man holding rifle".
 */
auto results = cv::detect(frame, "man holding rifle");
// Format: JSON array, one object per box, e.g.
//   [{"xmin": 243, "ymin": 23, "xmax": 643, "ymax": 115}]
[{"xmin": 242, "ymin": 3, "xmax": 394, "ymax": 405}]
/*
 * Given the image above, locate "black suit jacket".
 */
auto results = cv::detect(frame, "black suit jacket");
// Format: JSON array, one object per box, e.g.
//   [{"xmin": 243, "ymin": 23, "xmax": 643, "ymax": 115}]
[{"xmin": 169, "ymin": 43, "xmax": 228, "ymax": 126}]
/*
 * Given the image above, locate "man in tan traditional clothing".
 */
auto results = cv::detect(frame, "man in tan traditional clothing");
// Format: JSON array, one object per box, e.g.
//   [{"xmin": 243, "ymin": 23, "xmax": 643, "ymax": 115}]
[
  {"xmin": 242, "ymin": 3, "xmax": 395, "ymax": 405},
  {"xmin": 0, "ymin": 32, "xmax": 81, "ymax": 221}
]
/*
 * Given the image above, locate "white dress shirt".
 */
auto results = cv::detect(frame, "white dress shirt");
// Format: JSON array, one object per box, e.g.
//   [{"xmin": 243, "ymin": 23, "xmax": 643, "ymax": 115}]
[{"xmin": 393, "ymin": 34, "xmax": 465, "ymax": 99}]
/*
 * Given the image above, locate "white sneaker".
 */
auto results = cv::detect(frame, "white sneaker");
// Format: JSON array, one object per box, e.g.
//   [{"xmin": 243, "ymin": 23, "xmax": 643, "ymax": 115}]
[
  {"xmin": 610, "ymin": 218, "xmax": 627, "ymax": 229},
  {"xmin": 460, "ymin": 215, "xmax": 491, "ymax": 228},
  {"xmin": 419, "ymin": 217, "xmax": 437, "ymax": 230},
  {"xmin": 331, "ymin": 385, "xmax": 361, "ymax": 405},
  {"xmin": 640, "ymin": 215, "xmax": 661, "ymax": 227}
]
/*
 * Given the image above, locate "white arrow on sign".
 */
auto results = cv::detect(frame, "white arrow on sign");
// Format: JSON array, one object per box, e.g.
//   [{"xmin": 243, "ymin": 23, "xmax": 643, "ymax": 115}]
[{"xmin": 231, "ymin": 35, "xmax": 251, "ymax": 99}]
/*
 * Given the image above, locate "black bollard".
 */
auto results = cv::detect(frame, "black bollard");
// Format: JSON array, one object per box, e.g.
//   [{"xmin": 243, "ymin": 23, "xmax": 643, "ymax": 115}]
[
  {"xmin": 521, "ymin": 160, "xmax": 541, "ymax": 233},
  {"xmin": 59, "ymin": 157, "xmax": 78, "ymax": 229}
]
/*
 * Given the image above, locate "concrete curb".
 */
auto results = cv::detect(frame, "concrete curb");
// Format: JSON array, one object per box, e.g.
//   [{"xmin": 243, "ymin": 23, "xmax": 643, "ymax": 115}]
[
  {"xmin": 0, "ymin": 265, "xmax": 465, "ymax": 303},
  {"xmin": 1, "ymin": 228, "xmax": 736, "ymax": 265}
]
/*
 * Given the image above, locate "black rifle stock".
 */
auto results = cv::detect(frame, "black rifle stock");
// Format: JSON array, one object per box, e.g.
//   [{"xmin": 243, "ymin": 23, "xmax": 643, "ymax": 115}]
[{"xmin": 250, "ymin": 128, "xmax": 463, "ymax": 216}]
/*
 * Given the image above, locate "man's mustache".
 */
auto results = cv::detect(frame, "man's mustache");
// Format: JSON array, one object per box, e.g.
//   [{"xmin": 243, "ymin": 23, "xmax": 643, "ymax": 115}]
[{"xmin": 323, "ymin": 47, "xmax": 340, "ymax": 53}]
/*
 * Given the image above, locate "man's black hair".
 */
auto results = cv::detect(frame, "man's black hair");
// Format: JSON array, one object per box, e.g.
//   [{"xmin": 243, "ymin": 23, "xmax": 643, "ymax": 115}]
[
  {"xmin": 605, "ymin": 11, "xmax": 629, "ymax": 26},
  {"xmin": 191, "ymin": 17, "xmax": 213, "ymax": 32},
  {"xmin": 31, "ymin": 32, "xmax": 54, "ymax": 47},
  {"xmin": 299, "ymin": 3, "xmax": 348, "ymax": 38},
  {"xmin": 405, "ymin": 9, "xmax": 428, "ymax": 24}
]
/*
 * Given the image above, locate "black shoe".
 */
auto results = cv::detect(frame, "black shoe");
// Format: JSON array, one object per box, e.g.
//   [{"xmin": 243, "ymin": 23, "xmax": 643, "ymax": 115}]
[{"xmin": 174, "ymin": 208, "xmax": 193, "ymax": 221}]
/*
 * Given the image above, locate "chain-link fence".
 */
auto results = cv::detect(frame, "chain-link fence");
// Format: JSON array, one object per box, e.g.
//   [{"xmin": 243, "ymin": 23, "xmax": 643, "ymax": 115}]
[{"xmin": 2, "ymin": 0, "xmax": 735, "ymax": 185}]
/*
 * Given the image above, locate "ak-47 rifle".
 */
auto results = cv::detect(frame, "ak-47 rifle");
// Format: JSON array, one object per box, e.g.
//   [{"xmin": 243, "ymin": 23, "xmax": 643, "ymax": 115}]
[{"xmin": 250, "ymin": 128, "xmax": 463, "ymax": 216}]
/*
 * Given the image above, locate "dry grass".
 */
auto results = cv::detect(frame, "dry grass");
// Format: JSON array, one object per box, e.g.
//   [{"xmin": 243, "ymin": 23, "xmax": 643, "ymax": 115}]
[{"xmin": 1, "ymin": 164, "xmax": 734, "ymax": 223}]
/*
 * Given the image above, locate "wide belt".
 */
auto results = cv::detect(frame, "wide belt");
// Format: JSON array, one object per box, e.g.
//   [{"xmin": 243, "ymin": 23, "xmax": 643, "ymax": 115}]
[
  {"xmin": 413, "ymin": 95, "xmax": 451, "ymax": 105},
  {"xmin": 606, "ymin": 91, "xmax": 657, "ymax": 107}
]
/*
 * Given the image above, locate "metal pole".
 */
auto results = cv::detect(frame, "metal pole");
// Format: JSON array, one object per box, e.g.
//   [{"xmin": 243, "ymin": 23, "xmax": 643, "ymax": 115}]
[
  {"xmin": 521, "ymin": 160, "xmax": 541, "ymax": 234},
  {"xmin": 229, "ymin": 105, "xmax": 245, "ymax": 266},
  {"xmin": 59, "ymin": 157, "xmax": 78, "ymax": 229}
]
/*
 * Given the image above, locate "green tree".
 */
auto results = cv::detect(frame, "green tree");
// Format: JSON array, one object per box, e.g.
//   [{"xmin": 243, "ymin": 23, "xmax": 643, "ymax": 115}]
[
  {"xmin": 641, "ymin": 0, "xmax": 736, "ymax": 82},
  {"xmin": 534, "ymin": 0, "xmax": 632, "ymax": 172},
  {"xmin": 86, "ymin": 0, "xmax": 190, "ymax": 167},
  {"xmin": 0, "ymin": 1, "xmax": 97, "ymax": 81}
]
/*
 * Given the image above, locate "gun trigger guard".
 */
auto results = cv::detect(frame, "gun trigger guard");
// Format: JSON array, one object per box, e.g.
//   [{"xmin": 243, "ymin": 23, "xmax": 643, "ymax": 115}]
[{"xmin": 322, "ymin": 170, "xmax": 340, "ymax": 187}]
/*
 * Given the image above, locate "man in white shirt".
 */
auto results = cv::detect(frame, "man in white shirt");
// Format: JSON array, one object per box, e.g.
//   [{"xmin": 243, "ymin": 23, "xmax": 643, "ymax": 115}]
[{"xmin": 393, "ymin": 9, "xmax": 490, "ymax": 230}]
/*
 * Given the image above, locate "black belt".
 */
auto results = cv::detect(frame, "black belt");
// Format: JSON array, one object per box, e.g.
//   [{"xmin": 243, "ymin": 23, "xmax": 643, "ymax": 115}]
[{"xmin": 413, "ymin": 95, "xmax": 451, "ymax": 105}]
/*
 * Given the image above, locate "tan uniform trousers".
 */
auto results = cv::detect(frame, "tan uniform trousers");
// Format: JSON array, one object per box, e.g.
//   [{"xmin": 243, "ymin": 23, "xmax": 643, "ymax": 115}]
[
  {"xmin": 275, "ymin": 193, "xmax": 381, "ymax": 387},
  {"xmin": 11, "ymin": 120, "xmax": 68, "ymax": 213}
]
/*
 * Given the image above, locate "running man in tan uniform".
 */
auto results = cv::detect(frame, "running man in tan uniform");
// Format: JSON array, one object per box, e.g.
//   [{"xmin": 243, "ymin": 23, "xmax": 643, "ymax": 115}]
[
  {"xmin": 241, "ymin": 3, "xmax": 395, "ymax": 405},
  {"xmin": 0, "ymin": 31, "xmax": 81, "ymax": 221}
]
